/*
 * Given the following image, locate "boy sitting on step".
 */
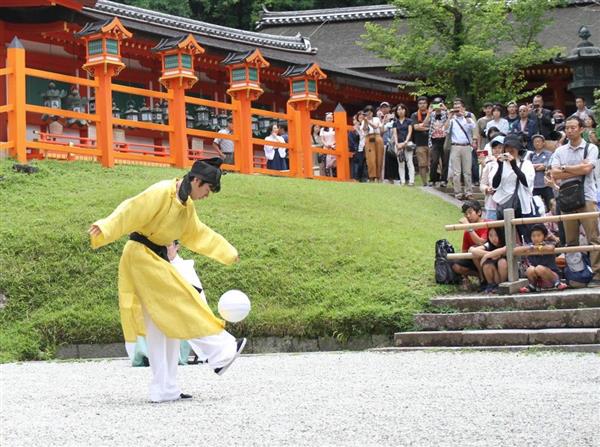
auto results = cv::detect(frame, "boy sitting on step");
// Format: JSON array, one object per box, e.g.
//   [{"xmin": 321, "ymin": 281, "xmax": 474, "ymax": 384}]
[
  {"xmin": 452, "ymin": 200, "xmax": 488, "ymax": 291},
  {"xmin": 515, "ymin": 224, "xmax": 568, "ymax": 293}
]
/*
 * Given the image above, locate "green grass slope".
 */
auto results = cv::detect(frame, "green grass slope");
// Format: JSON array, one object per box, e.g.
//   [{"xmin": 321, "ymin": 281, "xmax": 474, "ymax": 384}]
[{"xmin": 0, "ymin": 159, "xmax": 461, "ymax": 362}]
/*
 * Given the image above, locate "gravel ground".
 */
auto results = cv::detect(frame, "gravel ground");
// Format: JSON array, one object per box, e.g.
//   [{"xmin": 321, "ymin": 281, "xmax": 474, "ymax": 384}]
[{"xmin": 1, "ymin": 351, "xmax": 599, "ymax": 447}]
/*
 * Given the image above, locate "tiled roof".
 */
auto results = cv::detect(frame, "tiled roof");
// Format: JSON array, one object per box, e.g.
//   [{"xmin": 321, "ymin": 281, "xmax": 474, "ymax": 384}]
[
  {"xmin": 221, "ymin": 50, "xmax": 254, "ymax": 65},
  {"xmin": 151, "ymin": 35, "xmax": 188, "ymax": 52},
  {"xmin": 84, "ymin": 0, "xmax": 316, "ymax": 54},
  {"xmin": 74, "ymin": 18, "xmax": 111, "ymax": 37},
  {"xmin": 256, "ymin": 4, "xmax": 400, "ymax": 29},
  {"xmin": 256, "ymin": 0, "xmax": 597, "ymax": 29},
  {"xmin": 281, "ymin": 64, "xmax": 313, "ymax": 78}
]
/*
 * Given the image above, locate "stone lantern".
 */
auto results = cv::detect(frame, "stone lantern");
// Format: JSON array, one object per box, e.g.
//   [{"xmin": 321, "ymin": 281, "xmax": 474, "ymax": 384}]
[{"xmin": 554, "ymin": 25, "xmax": 600, "ymax": 105}]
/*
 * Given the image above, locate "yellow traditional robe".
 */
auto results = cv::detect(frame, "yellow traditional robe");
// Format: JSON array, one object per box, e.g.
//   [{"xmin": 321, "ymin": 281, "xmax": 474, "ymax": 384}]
[{"xmin": 90, "ymin": 179, "xmax": 238, "ymax": 342}]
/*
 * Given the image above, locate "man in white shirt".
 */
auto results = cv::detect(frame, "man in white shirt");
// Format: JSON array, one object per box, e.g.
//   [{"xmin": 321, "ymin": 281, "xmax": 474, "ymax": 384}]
[
  {"xmin": 446, "ymin": 98, "xmax": 477, "ymax": 199},
  {"xmin": 571, "ymin": 96, "xmax": 595, "ymax": 122},
  {"xmin": 550, "ymin": 116, "xmax": 600, "ymax": 283},
  {"xmin": 213, "ymin": 117, "xmax": 234, "ymax": 165}
]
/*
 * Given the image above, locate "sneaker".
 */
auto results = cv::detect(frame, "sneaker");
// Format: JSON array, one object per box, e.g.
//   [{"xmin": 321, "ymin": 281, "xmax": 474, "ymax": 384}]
[
  {"xmin": 455, "ymin": 193, "xmax": 465, "ymax": 200},
  {"xmin": 214, "ymin": 338, "xmax": 247, "ymax": 376},
  {"xmin": 464, "ymin": 193, "xmax": 474, "ymax": 200},
  {"xmin": 408, "ymin": 183, "xmax": 415, "ymax": 187},
  {"xmin": 483, "ymin": 283, "xmax": 498, "ymax": 294},
  {"xmin": 179, "ymin": 393, "xmax": 193, "ymax": 399},
  {"xmin": 554, "ymin": 281, "xmax": 568, "ymax": 291},
  {"xmin": 519, "ymin": 284, "xmax": 537, "ymax": 294},
  {"xmin": 440, "ymin": 182, "xmax": 447, "ymax": 188}
]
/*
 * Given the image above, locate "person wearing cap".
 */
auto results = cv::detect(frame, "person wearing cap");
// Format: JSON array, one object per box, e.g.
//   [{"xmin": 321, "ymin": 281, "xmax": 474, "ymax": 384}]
[
  {"xmin": 492, "ymin": 134, "xmax": 536, "ymax": 241},
  {"xmin": 480, "ymin": 134, "xmax": 505, "ymax": 220},
  {"xmin": 88, "ymin": 159, "xmax": 246, "ymax": 403},
  {"xmin": 529, "ymin": 134, "xmax": 554, "ymax": 210},
  {"xmin": 550, "ymin": 115, "xmax": 600, "ymax": 283},
  {"xmin": 423, "ymin": 97, "xmax": 449, "ymax": 187}
]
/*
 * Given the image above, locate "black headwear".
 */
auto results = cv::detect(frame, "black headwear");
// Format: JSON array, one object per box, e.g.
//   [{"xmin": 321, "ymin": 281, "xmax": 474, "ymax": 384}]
[{"xmin": 178, "ymin": 158, "xmax": 223, "ymax": 202}]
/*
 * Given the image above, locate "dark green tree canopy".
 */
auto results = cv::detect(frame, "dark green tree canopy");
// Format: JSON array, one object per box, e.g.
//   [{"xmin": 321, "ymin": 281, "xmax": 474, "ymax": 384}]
[{"xmin": 362, "ymin": 0, "xmax": 566, "ymax": 109}]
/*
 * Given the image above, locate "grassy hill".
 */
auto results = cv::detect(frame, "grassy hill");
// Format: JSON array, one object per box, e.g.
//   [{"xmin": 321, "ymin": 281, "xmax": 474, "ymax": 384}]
[{"xmin": 0, "ymin": 159, "xmax": 461, "ymax": 362}]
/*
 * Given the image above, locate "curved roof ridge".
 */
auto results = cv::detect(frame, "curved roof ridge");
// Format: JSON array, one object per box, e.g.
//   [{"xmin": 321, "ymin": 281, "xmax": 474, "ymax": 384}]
[
  {"xmin": 86, "ymin": 0, "xmax": 316, "ymax": 54},
  {"xmin": 256, "ymin": 4, "xmax": 399, "ymax": 29}
]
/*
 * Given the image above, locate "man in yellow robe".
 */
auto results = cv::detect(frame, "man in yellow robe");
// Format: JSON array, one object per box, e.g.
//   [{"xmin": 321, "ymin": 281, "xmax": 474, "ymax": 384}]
[{"xmin": 89, "ymin": 159, "xmax": 246, "ymax": 403}]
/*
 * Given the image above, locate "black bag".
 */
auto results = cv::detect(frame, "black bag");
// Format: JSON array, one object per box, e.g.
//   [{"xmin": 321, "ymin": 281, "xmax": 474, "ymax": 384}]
[
  {"xmin": 557, "ymin": 143, "xmax": 589, "ymax": 213},
  {"xmin": 434, "ymin": 239, "xmax": 459, "ymax": 284}
]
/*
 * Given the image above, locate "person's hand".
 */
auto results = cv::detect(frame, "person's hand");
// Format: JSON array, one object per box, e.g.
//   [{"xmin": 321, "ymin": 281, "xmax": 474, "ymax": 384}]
[
  {"xmin": 88, "ymin": 224, "xmax": 102, "ymax": 237},
  {"xmin": 459, "ymin": 217, "xmax": 468, "ymax": 225},
  {"xmin": 486, "ymin": 187, "xmax": 494, "ymax": 195},
  {"xmin": 504, "ymin": 153, "xmax": 515, "ymax": 163},
  {"xmin": 480, "ymin": 253, "xmax": 492, "ymax": 266}
]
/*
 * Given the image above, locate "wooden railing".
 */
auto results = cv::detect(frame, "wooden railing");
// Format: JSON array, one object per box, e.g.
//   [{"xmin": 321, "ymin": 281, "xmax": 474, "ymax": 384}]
[
  {"xmin": 445, "ymin": 208, "xmax": 600, "ymax": 293},
  {"xmin": 3, "ymin": 43, "xmax": 351, "ymax": 180}
]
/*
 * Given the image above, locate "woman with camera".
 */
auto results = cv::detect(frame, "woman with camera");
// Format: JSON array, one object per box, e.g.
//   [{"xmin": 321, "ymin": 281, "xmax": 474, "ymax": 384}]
[{"xmin": 492, "ymin": 134, "xmax": 536, "ymax": 242}]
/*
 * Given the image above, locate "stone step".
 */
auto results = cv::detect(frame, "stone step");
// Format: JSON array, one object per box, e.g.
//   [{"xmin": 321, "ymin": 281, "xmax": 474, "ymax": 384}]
[
  {"xmin": 436, "ymin": 187, "xmax": 484, "ymax": 200},
  {"xmin": 414, "ymin": 308, "xmax": 600, "ymax": 331},
  {"xmin": 373, "ymin": 344, "xmax": 600, "ymax": 353},
  {"xmin": 430, "ymin": 289, "xmax": 600, "ymax": 312},
  {"xmin": 394, "ymin": 328, "xmax": 600, "ymax": 347}
]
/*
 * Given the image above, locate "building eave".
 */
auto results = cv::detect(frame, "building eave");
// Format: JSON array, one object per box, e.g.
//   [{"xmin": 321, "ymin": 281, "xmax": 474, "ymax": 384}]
[{"xmin": 84, "ymin": 0, "xmax": 316, "ymax": 54}]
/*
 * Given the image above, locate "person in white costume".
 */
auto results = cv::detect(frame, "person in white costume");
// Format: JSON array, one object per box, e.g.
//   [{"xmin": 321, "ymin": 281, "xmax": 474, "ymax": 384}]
[{"xmin": 124, "ymin": 241, "xmax": 209, "ymax": 365}]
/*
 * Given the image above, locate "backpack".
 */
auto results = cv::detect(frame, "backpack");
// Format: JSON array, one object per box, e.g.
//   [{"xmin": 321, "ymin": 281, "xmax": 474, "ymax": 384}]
[
  {"xmin": 435, "ymin": 239, "xmax": 459, "ymax": 284},
  {"xmin": 564, "ymin": 252, "xmax": 594, "ymax": 288}
]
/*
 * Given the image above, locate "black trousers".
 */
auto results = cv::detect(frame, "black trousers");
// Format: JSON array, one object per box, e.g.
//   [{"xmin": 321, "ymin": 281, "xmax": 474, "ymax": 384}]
[
  {"xmin": 352, "ymin": 151, "xmax": 366, "ymax": 181},
  {"xmin": 429, "ymin": 138, "xmax": 447, "ymax": 183},
  {"xmin": 533, "ymin": 186, "xmax": 554, "ymax": 210}
]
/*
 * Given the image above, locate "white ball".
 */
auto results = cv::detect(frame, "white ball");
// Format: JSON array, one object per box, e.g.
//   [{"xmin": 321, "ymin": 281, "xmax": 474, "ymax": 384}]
[{"xmin": 218, "ymin": 290, "xmax": 251, "ymax": 323}]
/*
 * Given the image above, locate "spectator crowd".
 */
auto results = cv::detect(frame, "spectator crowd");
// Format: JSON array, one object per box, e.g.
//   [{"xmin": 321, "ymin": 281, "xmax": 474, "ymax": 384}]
[{"xmin": 212, "ymin": 94, "xmax": 599, "ymax": 294}]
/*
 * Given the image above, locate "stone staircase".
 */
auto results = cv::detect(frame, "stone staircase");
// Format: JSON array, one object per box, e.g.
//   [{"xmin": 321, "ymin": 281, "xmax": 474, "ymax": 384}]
[{"xmin": 394, "ymin": 288, "xmax": 600, "ymax": 351}]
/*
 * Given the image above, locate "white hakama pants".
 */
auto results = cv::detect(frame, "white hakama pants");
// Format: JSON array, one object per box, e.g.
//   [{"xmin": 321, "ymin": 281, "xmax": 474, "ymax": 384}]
[{"xmin": 143, "ymin": 309, "xmax": 237, "ymax": 403}]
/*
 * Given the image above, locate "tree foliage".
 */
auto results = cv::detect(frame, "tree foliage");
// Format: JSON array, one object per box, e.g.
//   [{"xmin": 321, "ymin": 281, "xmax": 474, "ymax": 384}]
[
  {"xmin": 362, "ymin": 0, "xmax": 567, "ymax": 109},
  {"xmin": 116, "ymin": 0, "xmax": 373, "ymax": 31}
]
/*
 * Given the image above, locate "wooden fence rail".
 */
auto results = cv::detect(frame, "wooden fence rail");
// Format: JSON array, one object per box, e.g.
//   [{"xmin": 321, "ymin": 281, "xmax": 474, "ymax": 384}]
[
  {"xmin": 445, "ymin": 209, "xmax": 600, "ymax": 294},
  {"xmin": 3, "ymin": 41, "xmax": 351, "ymax": 180}
]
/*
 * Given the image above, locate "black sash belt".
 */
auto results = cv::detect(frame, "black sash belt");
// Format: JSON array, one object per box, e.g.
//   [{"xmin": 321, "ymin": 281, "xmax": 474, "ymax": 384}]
[{"xmin": 129, "ymin": 232, "xmax": 168, "ymax": 261}]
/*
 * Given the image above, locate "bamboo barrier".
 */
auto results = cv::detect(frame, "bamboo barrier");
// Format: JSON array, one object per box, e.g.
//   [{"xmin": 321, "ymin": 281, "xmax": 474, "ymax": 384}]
[
  {"xmin": 448, "ymin": 244, "xmax": 600, "ymax": 260},
  {"xmin": 444, "ymin": 212, "xmax": 600, "ymax": 231}
]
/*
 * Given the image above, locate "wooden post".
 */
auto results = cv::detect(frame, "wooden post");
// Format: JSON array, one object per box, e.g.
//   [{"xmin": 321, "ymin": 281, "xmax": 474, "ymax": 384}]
[
  {"xmin": 287, "ymin": 103, "xmax": 302, "ymax": 177},
  {"xmin": 0, "ymin": 21, "xmax": 8, "ymax": 144},
  {"xmin": 6, "ymin": 37, "xmax": 26, "ymax": 163},
  {"xmin": 168, "ymin": 86, "xmax": 188, "ymax": 168},
  {"xmin": 94, "ymin": 68, "xmax": 115, "ymax": 167},
  {"xmin": 298, "ymin": 105, "xmax": 314, "ymax": 179},
  {"xmin": 229, "ymin": 94, "xmax": 253, "ymax": 174},
  {"xmin": 334, "ymin": 103, "xmax": 349, "ymax": 181},
  {"xmin": 498, "ymin": 208, "xmax": 527, "ymax": 294}
]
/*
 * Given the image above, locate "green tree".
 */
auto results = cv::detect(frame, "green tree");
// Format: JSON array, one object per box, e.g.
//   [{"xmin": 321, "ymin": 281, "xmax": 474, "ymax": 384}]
[
  {"xmin": 363, "ymin": 0, "xmax": 566, "ymax": 110},
  {"xmin": 120, "ymin": 0, "xmax": 192, "ymax": 18}
]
